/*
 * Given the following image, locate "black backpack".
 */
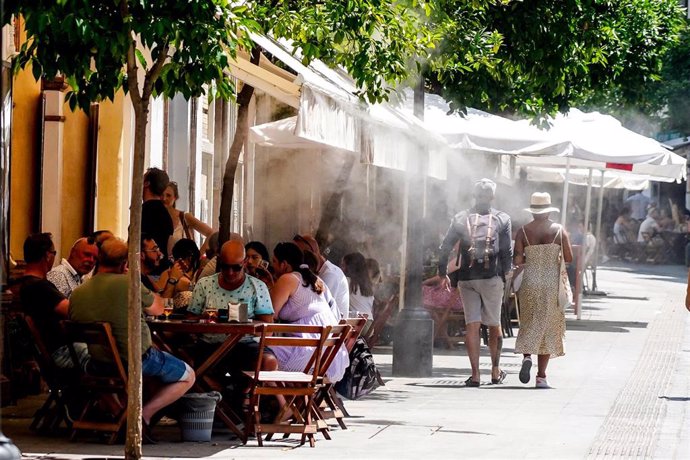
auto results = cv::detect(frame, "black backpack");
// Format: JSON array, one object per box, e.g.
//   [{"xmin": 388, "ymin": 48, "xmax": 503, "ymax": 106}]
[
  {"xmin": 460, "ymin": 211, "xmax": 500, "ymax": 279},
  {"xmin": 335, "ymin": 337, "xmax": 384, "ymax": 400}
]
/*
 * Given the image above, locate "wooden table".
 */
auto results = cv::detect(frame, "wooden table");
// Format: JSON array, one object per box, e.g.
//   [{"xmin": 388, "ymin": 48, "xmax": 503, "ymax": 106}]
[{"xmin": 146, "ymin": 320, "xmax": 259, "ymax": 441}]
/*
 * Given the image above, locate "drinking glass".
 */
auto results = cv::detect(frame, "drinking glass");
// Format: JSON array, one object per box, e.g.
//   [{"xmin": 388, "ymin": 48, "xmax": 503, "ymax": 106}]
[
  {"xmin": 206, "ymin": 306, "xmax": 218, "ymax": 324},
  {"xmin": 163, "ymin": 299, "xmax": 174, "ymax": 321}
]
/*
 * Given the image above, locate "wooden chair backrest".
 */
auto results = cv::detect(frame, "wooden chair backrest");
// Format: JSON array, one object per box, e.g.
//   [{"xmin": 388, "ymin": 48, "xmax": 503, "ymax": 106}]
[
  {"xmin": 340, "ymin": 317, "xmax": 367, "ymax": 353},
  {"xmin": 60, "ymin": 320, "xmax": 127, "ymax": 384},
  {"xmin": 311, "ymin": 324, "xmax": 351, "ymax": 378},
  {"xmin": 253, "ymin": 324, "xmax": 329, "ymax": 384},
  {"xmin": 365, "ymin": 294, "xmax": 397, "ymax": 348},
  {"xmin": 24, "ymin": 315, "xmax": 63, "ymax": 387}
]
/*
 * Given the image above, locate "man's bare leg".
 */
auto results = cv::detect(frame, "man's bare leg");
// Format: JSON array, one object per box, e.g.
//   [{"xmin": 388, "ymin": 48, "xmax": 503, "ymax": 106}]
[
  {"xmin": 142, "ymin": 369, "xmax": 195, "ymax": 424},
  {"xmin": 465, "ymin": 322, "xmax": 481, "ymax": 383},
  {"xmin": 488, "ymin": 325, "xmax": 503, "ymax": 380}
]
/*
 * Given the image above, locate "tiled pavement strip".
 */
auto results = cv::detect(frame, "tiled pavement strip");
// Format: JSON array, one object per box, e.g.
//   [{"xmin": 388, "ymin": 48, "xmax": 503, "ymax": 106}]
[
  {"xmin": 588, "ymin": 282, "xmax": 686, "ymax": 458},
  {"xmin": 4, "ymin": 262, "xmax": 690, "ymax": 459}
]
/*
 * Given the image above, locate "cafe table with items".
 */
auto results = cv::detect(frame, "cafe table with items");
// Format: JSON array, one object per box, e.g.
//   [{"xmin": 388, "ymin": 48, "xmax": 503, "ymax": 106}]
[{"xmin": 146, "ymin": 317, "xmax": 258, "ymax": 441}]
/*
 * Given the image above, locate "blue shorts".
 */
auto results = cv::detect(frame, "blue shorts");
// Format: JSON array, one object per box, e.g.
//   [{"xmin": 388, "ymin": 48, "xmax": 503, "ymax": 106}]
[{"xmin": 142, "ymin": 347, "xmax": 190, "ymax": 383}]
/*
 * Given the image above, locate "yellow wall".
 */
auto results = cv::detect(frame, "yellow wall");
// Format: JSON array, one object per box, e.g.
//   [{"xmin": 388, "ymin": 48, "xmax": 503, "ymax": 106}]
[
  {"xmin": 95, "ymin": 92, "xmax": 125, "ymax": 237},
  {"xmin": 10, "ymin": 20, "xmax": 126, "ymax": 258},
  {"xmin": 9, "ymin": 27, "xmax": 40, "ymax": 258}
]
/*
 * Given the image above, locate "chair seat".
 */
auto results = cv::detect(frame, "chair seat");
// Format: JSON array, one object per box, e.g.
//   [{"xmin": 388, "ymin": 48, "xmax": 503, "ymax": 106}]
[{"xmin": 243, "ymin": 370, "xmax": 313, "ymax": 383}]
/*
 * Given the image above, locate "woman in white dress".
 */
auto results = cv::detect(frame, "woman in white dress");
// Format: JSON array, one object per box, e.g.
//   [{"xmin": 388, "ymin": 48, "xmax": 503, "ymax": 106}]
[{"xmin": 270, "ymin": 242, "xmax": 348, "ymax": 381}]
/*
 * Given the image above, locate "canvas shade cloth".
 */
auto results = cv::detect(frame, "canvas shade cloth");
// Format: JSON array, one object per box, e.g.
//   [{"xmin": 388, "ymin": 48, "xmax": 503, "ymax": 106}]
[{"xmin": 249, "ymin": 34, "xmax": 448, "ymax": 180}]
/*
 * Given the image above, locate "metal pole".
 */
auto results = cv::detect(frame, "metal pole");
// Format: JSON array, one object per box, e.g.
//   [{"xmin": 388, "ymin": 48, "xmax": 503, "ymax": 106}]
[
  {"xmin": 561, "ymin": 157, "xmax": 571, "ymax": 227},
  {"xmin": 576, "ymin": 168, "xmax": 593, "ymax": 320},
  {"xmin": 591, "ymin": 170, "xmax": 606, "ymax": 294},
  {"xmin": 392, "ymin": 77, "xmax": 434, "ymax": 377}
]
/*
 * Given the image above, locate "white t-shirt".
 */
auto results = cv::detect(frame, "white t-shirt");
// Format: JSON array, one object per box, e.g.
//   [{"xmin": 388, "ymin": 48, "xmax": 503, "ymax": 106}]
[
  {"xmin": 319, "ymin": 260, "xmax": 350, "ymax": 319},
  {"xmin": 638, "ymin": 216, "xmax": 659, "ymax": 242}
]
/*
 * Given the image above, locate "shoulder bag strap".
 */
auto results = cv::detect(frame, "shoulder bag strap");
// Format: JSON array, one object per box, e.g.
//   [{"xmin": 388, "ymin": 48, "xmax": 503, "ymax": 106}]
[{"xmin": 180, "ymin": 211, "xmax": 193, "ymax": 240}]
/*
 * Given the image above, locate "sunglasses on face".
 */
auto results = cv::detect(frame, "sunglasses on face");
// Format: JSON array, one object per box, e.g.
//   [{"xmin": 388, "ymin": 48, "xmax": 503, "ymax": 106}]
[{"xmin": 220, "ymin": 263, "xmax": 244, "ymax": 272}]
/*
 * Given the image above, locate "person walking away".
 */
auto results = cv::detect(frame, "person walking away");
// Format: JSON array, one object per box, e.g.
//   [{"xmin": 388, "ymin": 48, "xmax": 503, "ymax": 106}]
[
  {"xmin": 513, "ymin": 192, "xmax": 573, "ymax": 389},
  {"xmin": 434, "ymin": 178, "xmax": 512, "ymax": 386}
]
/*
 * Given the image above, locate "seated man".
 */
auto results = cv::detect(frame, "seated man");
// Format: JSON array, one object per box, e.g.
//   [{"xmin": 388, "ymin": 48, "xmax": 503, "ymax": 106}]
[
  {"xmin": 70, "ymin": 238, "xmax": 194, "ymax": 439},
  {"xmin": 187, "ymin": 240, "xmax": 277, "ymax": 385},
  {"xmin": 47, "ymin": 236, "xmax": 99, "ymax": 298},
  {"xmin": 16, "ymin": 233, "xmax": 88, "ymax": 370}
]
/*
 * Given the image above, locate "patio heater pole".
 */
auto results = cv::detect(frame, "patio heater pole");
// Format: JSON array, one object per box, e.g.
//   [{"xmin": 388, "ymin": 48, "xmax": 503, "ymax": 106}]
[
  {"xmin": 561, "ymin": 157, "xmax": 571, "ymax": 227},
  {"xmin": 392, "ymin": 78, "xmax": 434, "ymax": 377},
  {"xmin": 590, "ymin": 170, "xmax": 607, "ymax": 294},
  {"xmin": 576, "ymin": 168, "xmax": 593, "ymax": 320}
]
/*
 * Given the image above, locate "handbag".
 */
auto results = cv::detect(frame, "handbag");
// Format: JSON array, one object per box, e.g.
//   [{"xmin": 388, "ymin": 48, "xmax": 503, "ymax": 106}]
[{"xmin": 557, "ymin": 230, "xmax": 573, "ymax": 311}]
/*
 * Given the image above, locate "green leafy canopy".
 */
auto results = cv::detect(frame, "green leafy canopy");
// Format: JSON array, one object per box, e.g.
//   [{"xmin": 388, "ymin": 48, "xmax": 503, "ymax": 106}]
[
  {"xmin": 7, "ymin": 0, "xmax": 435, "ymax": 110},
  {"xmin": 425, "ymin": 0, "xmax": 686, "ymax": 120}
]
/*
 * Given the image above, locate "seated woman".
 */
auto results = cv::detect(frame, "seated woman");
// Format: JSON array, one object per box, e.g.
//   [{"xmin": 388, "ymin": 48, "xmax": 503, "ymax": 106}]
[
  {"xmin": 613, "ymin": 207, "xmax": 635, "ymax": 244},
  {"xmin": 160, "ymin": 239, "xmax": 201, "ymax": 311},
  {"xmin": 269, "ymin": 242, "xmax": 348, "ymax": 382},
  {"xmin": 245, "ymin": 241, "xmax": 274, "ymax": 288},
  {"xmin": 342, "ymin": 252, "xmax": 374, "ymax": 319}
]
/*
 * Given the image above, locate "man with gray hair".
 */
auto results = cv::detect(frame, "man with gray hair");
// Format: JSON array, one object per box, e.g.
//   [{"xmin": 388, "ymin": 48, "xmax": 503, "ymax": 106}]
[
  {"xmin": 435, "ymin": 178, "xmax": 512, "ymax": 387},
  {"xmin": 47, "ymin": 236, "xmax": 99, "ymax": 297}
]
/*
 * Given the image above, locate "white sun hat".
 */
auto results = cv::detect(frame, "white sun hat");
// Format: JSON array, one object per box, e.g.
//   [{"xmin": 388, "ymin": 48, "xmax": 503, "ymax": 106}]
[{"xmin": 525, "ymin": 192, "xmax": 560, "ymax": 214}]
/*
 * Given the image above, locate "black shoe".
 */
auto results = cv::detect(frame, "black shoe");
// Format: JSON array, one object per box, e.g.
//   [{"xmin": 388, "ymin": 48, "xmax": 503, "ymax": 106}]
[
  {"xmin": 142, "ymin": 421, "xmax": 158, "ymax": 444},
  {"xmin": 464, "ymin": 377, "xmax": 480, "ymax": 387}
]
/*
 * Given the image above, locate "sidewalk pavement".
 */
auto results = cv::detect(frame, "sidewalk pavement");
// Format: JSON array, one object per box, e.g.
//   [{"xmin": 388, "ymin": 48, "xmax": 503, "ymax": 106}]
[{"xmin": 3, "ymin": 262, "xmax": 689, "ymax": 459}]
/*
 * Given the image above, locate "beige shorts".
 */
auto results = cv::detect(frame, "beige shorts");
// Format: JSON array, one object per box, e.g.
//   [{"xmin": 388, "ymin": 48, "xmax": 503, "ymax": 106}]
[{"xmin": 458, "ymin": 276, "xmax": 504, "ymax": 326}]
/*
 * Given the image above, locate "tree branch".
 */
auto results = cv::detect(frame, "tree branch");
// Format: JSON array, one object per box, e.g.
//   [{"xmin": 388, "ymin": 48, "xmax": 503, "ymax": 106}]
[
  {"xmin": 120, "ymin": 0, "xmax": 142, "ymax": 107},
  {"xmin": 143, "ymin": 42, "xmax": 170, "ymax": 100}
]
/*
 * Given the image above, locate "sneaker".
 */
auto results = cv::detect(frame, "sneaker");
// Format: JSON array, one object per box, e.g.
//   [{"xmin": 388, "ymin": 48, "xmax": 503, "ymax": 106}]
[
  {"xmin": 519, "ymin": 357, "xmax": 532, "ymax": 384},
  {"xmin": 535, "ymin": 376, "xmax": 551, "ymax": 389}
]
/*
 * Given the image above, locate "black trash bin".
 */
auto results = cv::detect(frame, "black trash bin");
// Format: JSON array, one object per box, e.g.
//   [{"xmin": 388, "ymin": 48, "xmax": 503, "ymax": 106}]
[{"xmin": 178, "ymin": 392, "xmax": 222, "ymax": 442}]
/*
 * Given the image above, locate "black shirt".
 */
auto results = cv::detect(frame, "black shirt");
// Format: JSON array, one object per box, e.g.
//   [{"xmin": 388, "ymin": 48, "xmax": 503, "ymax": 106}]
[
  {"xmin": 142, "ymin": 199, "xmax": 174, "ymax": 260},
  {"xmin": 18, "ymin": 275, "xmax": 67, "ymax": 354}
]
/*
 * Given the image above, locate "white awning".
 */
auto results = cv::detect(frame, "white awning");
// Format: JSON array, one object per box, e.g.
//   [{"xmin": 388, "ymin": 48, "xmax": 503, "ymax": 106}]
[
  {"xmin": 244, "ymin": 34, "xmax": 448, "ymax": 180},
  {"xmin": 249, "ymin": 115, "xmax": 448, "ymax": 179},
  {"xmin": 397, "ymin": 90, "xmax": 571, "ymax": 157}
]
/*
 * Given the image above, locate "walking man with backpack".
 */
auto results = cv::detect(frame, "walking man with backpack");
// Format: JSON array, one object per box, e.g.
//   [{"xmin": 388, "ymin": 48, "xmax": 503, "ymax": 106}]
[{"xmin": 435, "ymin": 179, "xmax": 512, "ymax": 387}]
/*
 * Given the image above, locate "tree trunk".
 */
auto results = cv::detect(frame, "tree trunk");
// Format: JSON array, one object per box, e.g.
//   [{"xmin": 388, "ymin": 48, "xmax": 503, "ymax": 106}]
[
  {"xmin": 315, "ymin": 153, "xmax": 356, "ymax": 248},
  {"xmin": 218, "ymin": 46, "xmax": 261, "ymax": 246},
  {"xmin": 125, "ymin": 101, "xmax": 148, "ymax": 460}
]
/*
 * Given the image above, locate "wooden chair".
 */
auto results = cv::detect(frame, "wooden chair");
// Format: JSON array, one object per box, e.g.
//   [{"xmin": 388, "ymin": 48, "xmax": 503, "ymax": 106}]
[
  {"xmin": 24, "ymin": 316, "xmax": 78, "ymax": 433},
  {"xmin": 61, "ymin": 321, "xmax": 128, "ymax": 444},
  {"xmin": 365, "ymin": 294, "xmax": 397, "ymax": 348},
  {"xmin": 244, "ymin": 324, "xmax": 329, "ymax": 447},
  {"xmin": 310, "ymin": 323, "xmax": 353, "ymax": 433}
]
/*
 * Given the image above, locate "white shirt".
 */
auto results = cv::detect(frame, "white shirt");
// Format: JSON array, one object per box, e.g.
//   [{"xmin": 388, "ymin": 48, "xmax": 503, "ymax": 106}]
[
  {"xmin": 319, "ymin": 260, "xmax": 350, "ymax": 319},
  {"xmin": 47, "ymin": 258, "xmax": 81, "ymax": 298},
  {"xmin": 638, "ymin": 216, "xmax": 659, "ymax": 242}
]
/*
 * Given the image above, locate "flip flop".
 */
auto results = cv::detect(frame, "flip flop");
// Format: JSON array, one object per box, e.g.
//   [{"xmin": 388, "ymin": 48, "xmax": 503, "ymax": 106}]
[
  {"xmin": 464, "ymin": 377, "xmax": 480, "ymax": 387},
  {"xmin": 491, "ymin": 370, "xmax": 507, "ymax": 385}
]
